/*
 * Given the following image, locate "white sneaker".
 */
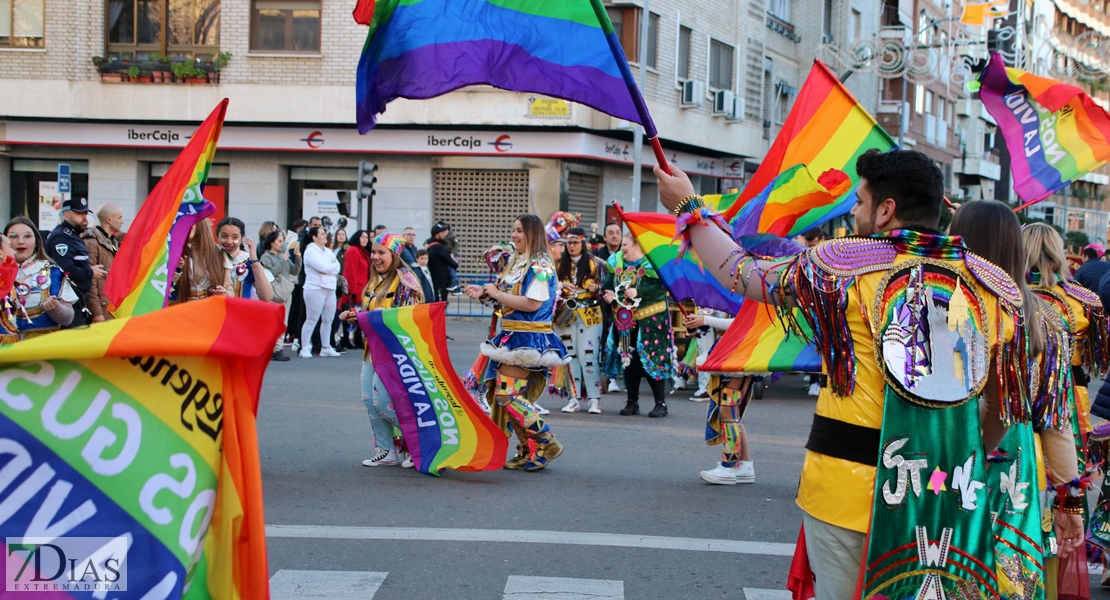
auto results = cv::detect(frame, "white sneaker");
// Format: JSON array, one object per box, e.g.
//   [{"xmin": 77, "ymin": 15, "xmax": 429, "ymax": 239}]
[
  {"xmin": 561, "ymin": 398, "xmax": 580, "ymax": 413},
  {"xmin": 400, "ymin": 451, "xmax": 414, "ymax": 469},
  {"xmin": 535, "ymin": 403, "xmax": 550, "ymax": 415},
  {"xmin": 292, "ymin": 341, "xmax": 300, "ymax": 353},
  {"xmin": 734, "ymin": 460, "xmax": 755, "ymax": 484},
  {"xmin": 587, "ymin": 398, "xmax": 601, "ymax": 414},
  {"xmin": 607, "ymin": 380, "xmax": 621, "ymax": 393},
  {"xmin": 319, "ymin": 347, "xmax": 342, "ymax": 357},
  {"xmin": 299, "ymin": 351, "xmax": 312, "ymax": 359},
  {"xmin": 673, "ymin": 378, "xmax": 687, "ymax": 391},
  {"xmin": 690, "ymin": 390, "xmax": 710, "ymax": 402},
  {"xmin": 362, "ymin": 448, "xmax": 398, "ymax": 467},
  {"xmin": 699, "ymin": 462, "xmax": 739, "ymax": 485},
  {"xmin": 808, "ymin": 382, "xmax": 820, "ymax": 396}
]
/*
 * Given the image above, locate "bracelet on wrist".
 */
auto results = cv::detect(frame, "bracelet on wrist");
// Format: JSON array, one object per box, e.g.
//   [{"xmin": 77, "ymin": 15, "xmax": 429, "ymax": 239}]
[{"xmin": 673, "ymin": 195, "xmax": 706, "ymax": 217}]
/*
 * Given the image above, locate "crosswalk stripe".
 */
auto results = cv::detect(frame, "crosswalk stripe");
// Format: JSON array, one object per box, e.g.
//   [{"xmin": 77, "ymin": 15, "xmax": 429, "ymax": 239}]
[
  {"xmin": 267, "ymin": 524, "xmax": 795, "ymax": 556},
  {"xmin": 270, "ymin": 570, "xmax": 388, "ymax": 599},
  {"xmin": 743, "ymin": 588, "xmax": 792, "ymax": 600},
  {"xmin": 504, "ymin": 576, "xmax": 623, "ymax": 600}
]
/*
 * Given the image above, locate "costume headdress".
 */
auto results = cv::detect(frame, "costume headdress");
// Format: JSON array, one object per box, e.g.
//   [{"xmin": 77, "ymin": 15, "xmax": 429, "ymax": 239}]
[
  {"xmin": 545, "ymin": 212, "xmax": 580, "ymax": 243},
  {"xmin": 374, "ymin": 232, "xmax": 406, "ymax": 255}
]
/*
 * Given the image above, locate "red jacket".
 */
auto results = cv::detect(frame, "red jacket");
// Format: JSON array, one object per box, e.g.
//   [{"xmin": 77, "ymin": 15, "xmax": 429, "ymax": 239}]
[{"xmin": 343, "ymin": 247, "xmax": 371, "ymax": 306}]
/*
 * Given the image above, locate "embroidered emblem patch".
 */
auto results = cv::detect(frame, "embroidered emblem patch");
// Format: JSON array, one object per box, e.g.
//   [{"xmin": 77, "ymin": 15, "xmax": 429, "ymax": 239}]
[{"xmin": 55, "ymin": 244, "xmax": 68, "ymax": 257}]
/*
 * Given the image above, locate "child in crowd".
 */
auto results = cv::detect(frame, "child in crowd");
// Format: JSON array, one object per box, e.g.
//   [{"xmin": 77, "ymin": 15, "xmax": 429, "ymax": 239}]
[{"xmin": 415, "ymin": 248, "xmax": 435, "ymax": 301}]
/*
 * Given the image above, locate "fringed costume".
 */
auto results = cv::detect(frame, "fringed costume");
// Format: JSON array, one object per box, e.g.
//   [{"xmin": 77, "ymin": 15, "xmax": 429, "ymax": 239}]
[
  {"xmin": 770, "ymin": 231, "xmax": 1038, "ymax": 599},
  {"xmin": 0, "ymin": 258, "xmax": 79, "ymax": 345},
  {"xmin": 550, "ymin": 250, "xmax": 605, "ymax": 410},
  {"xmin": 480, "ymin": 253, "xmax": 568, "ymax": 471},
  {"xmin": 602, "ymin": 251, "xmax": 673, "ymax": 416},
  {"xmin": 696, "ymin": 311, "xmax": 760, "ymax": 485}
]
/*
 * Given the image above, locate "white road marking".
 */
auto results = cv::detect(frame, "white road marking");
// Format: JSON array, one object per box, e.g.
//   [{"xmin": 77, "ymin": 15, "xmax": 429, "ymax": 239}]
[
  {"xmin": 743, "ymin": 588, "xmax": 792, "ymax": 600},
  {"xmin": 267, "ymin": 525, "xmax": 795, "ymax": 556},
  {"xmin": 504, "ymin": 576, "xmax": 623, "ymax": 600},
  {"xmin": 269, "ymin": 570, "xmax": 387, "ymax": 599}
]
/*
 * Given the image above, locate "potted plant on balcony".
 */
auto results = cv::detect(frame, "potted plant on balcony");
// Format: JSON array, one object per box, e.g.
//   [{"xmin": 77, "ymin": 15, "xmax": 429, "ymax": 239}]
[
  {"xmin": 126, "ymin": 66, "xmax": 140, "ymax": 83},
  {"xmin": 153, "ymin": 54, "xmax": 172, "ymax": 83},
  {"xmin": 93, "ymin": 56, "xmax": 123, "ymax": 82},
  {"xmin": 208, "ymin": 51, "xmax": 231, "ymax": 83},
  {"xmin": 172, "ymin": 61, "xmax": 209, "ymax": 84}
]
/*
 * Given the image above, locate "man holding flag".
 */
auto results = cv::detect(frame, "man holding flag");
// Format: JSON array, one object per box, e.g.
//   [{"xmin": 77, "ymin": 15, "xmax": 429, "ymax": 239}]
[{"xmin": 655, "ymin": 149, "xmax": 1033, "ymax": 599}]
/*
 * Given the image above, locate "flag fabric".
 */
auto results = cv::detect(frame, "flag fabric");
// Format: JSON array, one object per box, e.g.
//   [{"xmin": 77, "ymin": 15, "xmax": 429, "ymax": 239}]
[
  {"xmin": 0, "ymin": 297, "xmax": 281, "ymax": 599},
  {"xmin": 979, "ymin": 52, "xmax": 1110, "ymax": 208},
  {"xmin": 359, "ymin": 303, "xmax": 508, "ymax": 475},
  {"xmin": 701, "ymin": 301, "xmax": 822, "ymax": 373},
  {"xmin": 104, "ymin": 100, "xmax": 225, "ymax": 318},
  {"xmin": 723, "ymin": 60, "xmax": 895, "ymax": 223},
  {"xmin": 618, "ymin": 209, "xmax": 744, "ymax": 314},
  {"xmin": 959, "ymin": 0, "xmax": 1010, "ymax": 26},
  {"xmin": 730, "ymin": 165, "xmax": 852, "ymax": 238},
  {"xmin": 354, "ymin": 0, "xmax": 656, "ymax": 137}
]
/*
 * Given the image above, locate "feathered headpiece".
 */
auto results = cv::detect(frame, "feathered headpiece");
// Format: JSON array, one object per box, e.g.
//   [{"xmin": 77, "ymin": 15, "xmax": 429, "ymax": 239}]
[{"xmin": 545, "ymin": 211, "xmax": 581, "ymax": 243}]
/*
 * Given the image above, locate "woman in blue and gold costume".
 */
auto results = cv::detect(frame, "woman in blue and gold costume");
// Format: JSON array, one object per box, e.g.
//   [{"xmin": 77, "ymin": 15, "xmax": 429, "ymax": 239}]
[
  {"xmin": 465, "ymin": 214, "xmax": 567, "ymax": 471},
  {"xmin": 0, "ymin": 217, "xmax": 78, "ymax": 344}
]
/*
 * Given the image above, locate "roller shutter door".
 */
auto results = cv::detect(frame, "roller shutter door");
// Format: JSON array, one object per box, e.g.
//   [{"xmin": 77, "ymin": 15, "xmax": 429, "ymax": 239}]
[
  {"xmin": 433, "ymin": 169, "xmax": 530, "ymax": 274},
  {"xmin": 566, "ymin": 172, "xmax": 601, "ymax": 227}
]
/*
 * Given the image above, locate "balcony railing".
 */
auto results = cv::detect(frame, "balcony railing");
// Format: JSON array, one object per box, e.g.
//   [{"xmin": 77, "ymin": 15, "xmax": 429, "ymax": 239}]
[{"xmin": 766, "ymin": 13, "xmax": 801, "ymax": 43}]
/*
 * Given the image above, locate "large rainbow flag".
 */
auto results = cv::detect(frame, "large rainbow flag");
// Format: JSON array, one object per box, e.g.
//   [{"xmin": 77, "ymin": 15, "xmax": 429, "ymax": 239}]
[
  {"xmin": 353, "ymin": 0, "xmax": 656, "ymax": 136},
  {"xmin": 701, "ymin": 302, "xmax": 821, "ymax": 373},
  {"xmin": 979, "ymin": 52, "xmax": 1110, "ymax": 209},
  {"xmin": 730, "ymin": 165, "xmax": 851, "ymax": 238},
  {"xmin": 0, "ymin": 297, "xmax": 281, "ymax": 599},
  {"xmin": 104, "ymin": 100, "xmax": 224, "ymax": 318},
  {"xmin": 723, "ymin": 59, "xmax": 895, "ymax": 223},
  {"xmin": 359, "ymin": 303, "xmax": 508, "ymax": 474}
]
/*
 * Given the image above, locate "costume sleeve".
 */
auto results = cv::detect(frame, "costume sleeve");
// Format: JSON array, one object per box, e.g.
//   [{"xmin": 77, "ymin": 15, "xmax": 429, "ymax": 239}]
[
  {"xmin": 524, "ymin": 268, "xmax": 552, "ymax": 302},
  {"xmin": 50, "ymin": 268, "xmax": 80, "ymax": 303},
  {"xmin": 703, "ymin": 315, "xmax": 734, "ymax": 331}
]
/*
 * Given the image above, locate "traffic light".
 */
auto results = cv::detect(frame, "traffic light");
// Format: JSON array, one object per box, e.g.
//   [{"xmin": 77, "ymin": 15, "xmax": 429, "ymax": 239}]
[{"xmin": 357, "ymin": 161, "xmax": 378, "ymax": 201}]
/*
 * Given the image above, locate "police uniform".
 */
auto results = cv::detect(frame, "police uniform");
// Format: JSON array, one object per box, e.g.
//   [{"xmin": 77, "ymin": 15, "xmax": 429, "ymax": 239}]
[{"xmin": 45, "ymin": 196, "xmax": 94, "ymax": 327}]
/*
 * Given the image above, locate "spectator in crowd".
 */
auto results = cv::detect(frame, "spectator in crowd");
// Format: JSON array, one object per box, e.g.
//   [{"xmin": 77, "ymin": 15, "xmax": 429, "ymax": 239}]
[
  {"xmin": 1073, "ymin": 242, "xmax": 1109, "ymax": 292},
  {"xmin": 261, "ymin": 229, "xmax": 300, "ymax": 361},
  {"xmin": 216, "ymin": 217, "xmax": 273, "ymax": 302},
  {"xmin": 401, "ymin": 227, "xmax": 419, "ymax": 267},
  {"xmin": 83, "ymin": 203, "xmax": 124, "ymax": 323},
  {"xmin": 373, "ymin": 224, "xmax": 387, "ymax": 237},
  {"xmin": 441, "ymin": 223, "xmax": 462, "ymax": 294},
  {"xmin": 170, "ymin": 222, "xmax": 229, "ymax": 304},
  {"xmin": 259, "ymin": 221, "xmax": 279, "ymax": 243},
  {"xmin": 45, "ymin": 196, "xmax": 104, "ymax": 327},
  {"xmin": 1, "ymin": 217, "xmax": 77, "ymax": 343},
  {"xmin": 286, "ymin": 218, "xmax": 308, "ymax": 253},
  {"xmin": 593, "ymin": 222, "xmax": 623, "ymax": 262},
  {"xmin": 289, "ymin": 216, "xmax": 322, "ymax": 353},
  {"xmin": 414, "ymin": 248, "xmax": 435, "ymax": 301},
  {"xmin": 332, "ymin": 228, "xmax": 349, "ymax": 260},
  {"xmin": 343, "ymin": 230, "xmax": 372, "ymax": 348},
  {"xmin": 794, "ymin": 227, "xmax": 827, "ymax": 248},
  {"xmin": 426, "ymin": 223, "xmax": 459, "ymax": 302},
  {"xmin": 299, "ymin": 225, "xmax": 342, "ymax": 358}
]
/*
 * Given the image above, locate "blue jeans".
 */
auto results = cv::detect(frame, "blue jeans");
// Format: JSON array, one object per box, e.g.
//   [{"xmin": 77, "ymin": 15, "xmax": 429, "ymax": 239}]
[{"xmin": 362, "ymin": 360, "xmax": 399, "ymax": 451}]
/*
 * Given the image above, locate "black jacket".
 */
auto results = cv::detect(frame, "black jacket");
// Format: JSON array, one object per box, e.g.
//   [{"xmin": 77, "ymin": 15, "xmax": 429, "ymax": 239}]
[
  {"xmin": 1075, "ymin": 260, "xmax": 1110, "ymax": 294},
  {"xmin": 46, "ymin": 223, "xmax": 94, "ymax": 295},
  {"xmin": 426, "ymin": 241, "xmax": 458, "ymax": 289}
]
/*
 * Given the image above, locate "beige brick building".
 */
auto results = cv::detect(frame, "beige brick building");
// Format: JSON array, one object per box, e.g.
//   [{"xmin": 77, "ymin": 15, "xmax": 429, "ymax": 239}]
[{"xmin": 0, "ymin": 0, "xmax": 882, "ymax": 269}]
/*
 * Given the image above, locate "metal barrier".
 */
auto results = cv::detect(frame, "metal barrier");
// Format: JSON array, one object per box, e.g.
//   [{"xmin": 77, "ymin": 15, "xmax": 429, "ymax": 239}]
[{"xmin": 443, "ymin": 273, "xmax": 496, "ymax": 319}]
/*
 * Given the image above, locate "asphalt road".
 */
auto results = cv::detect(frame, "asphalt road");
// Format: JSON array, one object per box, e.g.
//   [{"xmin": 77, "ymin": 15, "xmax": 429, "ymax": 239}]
[{"xmin": 257, "ymin": 318, "xmax": 1110, "ymax": 599}]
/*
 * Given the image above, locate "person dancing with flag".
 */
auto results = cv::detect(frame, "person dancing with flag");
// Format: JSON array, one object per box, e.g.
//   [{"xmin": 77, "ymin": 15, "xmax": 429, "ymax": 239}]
[
  {"xmin": 465, "ymin": 215, "xmax": 567, "ymax": 471},
  {"xmin": 340, "ymin": 232, "xmax": 425, "ymax": 468}
]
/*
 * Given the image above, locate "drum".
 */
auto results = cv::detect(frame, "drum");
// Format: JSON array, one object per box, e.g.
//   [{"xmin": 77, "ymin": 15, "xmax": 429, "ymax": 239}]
[{"xmin": 553, "ymin": 297, "xmax": 578, "ymax": 328}]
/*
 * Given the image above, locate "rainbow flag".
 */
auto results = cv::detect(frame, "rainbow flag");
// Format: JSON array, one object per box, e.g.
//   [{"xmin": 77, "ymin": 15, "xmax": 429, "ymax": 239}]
[
  {"xmin": 105, "ymin": 100, "xmax": 224, "ymax": 318},
  {"xmin": 619, "ymin": 209, "xmax": 744, "ymax": 314},
  {"xmin": 354, "ymin": 0, "xmax": 655, "ymax": 136},
  {"xmin": 979, "ymin": 52, "xmax": 1110, "ymax": 208},
  {"xmin": 360, "ymin": 303, "xmax": 508, "ymax": 474},
  {"xmin": 0, "ymin": 297, "xmax": 282, "ymax": 599},
  {"xmin": 723, "ymin": 59, "xmax": 895, "ymax": 223},
  {"xmin": 702, "ymin": 302, "xmax": 821, "ymax": 373},
  {"xmin": 730, "ymin": 165, "xmax": 851, "ymax": 238}
]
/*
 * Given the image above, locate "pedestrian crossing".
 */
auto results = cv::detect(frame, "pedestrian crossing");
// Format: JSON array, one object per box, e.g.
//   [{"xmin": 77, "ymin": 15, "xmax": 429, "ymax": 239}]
[{"xmin": 268, "ymin": 570, "xmax": 791, "ymax": 599}]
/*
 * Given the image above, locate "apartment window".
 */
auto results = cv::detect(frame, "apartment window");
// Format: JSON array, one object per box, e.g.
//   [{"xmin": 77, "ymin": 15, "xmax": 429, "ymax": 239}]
[
  {"xmin": 850, "ymin": 9, "xmax": 860, "ymax": 42},
  {"xmin": 251, "ymin": 1, "xmax": 320, "ymax": 52},
  {"xmin": 0, "ymin": 0, "xmax": 45, "ymax": 48},
  {"xmin": 107, "ymin": 0, "xmax": 220, "ymax": 60},
  {"xmin": 914, "ymin": 84, "xmax": 925, "ymax": 114},
  {"xmin": 822, "ymin": 0, "xmax": 833, "ymax": 41},
  {"xmin": 767, "ymin": 0, "xmax": 790, "ymax": 22},
  {"xmin": 924, "ymin": 90, "xmax": 933, "ymax": 115},
  {"xmin": 677, "ymin": 25, "xmax": 692, "ymax": 79},
  {"xmin": 644, "ymin": 12, "xmax": 659, "ymax": 68},
  {"xmin": 709, "ymin": 39, "xmax": 734, "ymax": 90}
]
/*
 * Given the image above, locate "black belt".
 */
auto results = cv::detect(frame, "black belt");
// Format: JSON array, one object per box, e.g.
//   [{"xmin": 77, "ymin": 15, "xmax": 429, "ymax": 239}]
[
  {"xmin": 805, "ymin": 414, "xmax": 881, "ymax": 467},
  {"xmin": 1073, "ymin": 366, "xmax": 1091, "ymax": 387}
]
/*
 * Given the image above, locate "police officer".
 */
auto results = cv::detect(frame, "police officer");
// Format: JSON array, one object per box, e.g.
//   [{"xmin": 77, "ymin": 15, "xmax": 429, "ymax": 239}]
[{"xmin": 45, "ymin": 196, "xmax": 106, "ymax": 327}]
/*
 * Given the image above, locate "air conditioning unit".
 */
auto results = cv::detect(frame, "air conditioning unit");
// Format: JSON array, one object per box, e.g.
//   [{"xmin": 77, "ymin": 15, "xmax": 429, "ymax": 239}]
[
  {"xmin": 680, "ymin": 80, "xmax": 704, "ymax": 107},
  {"xmin": 712, "ymin": 90, "xmax": 735, "ymax": 116},
  {"xmin": 726, "ymin": 97, "xmax": 746, "ymax": 122}
]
